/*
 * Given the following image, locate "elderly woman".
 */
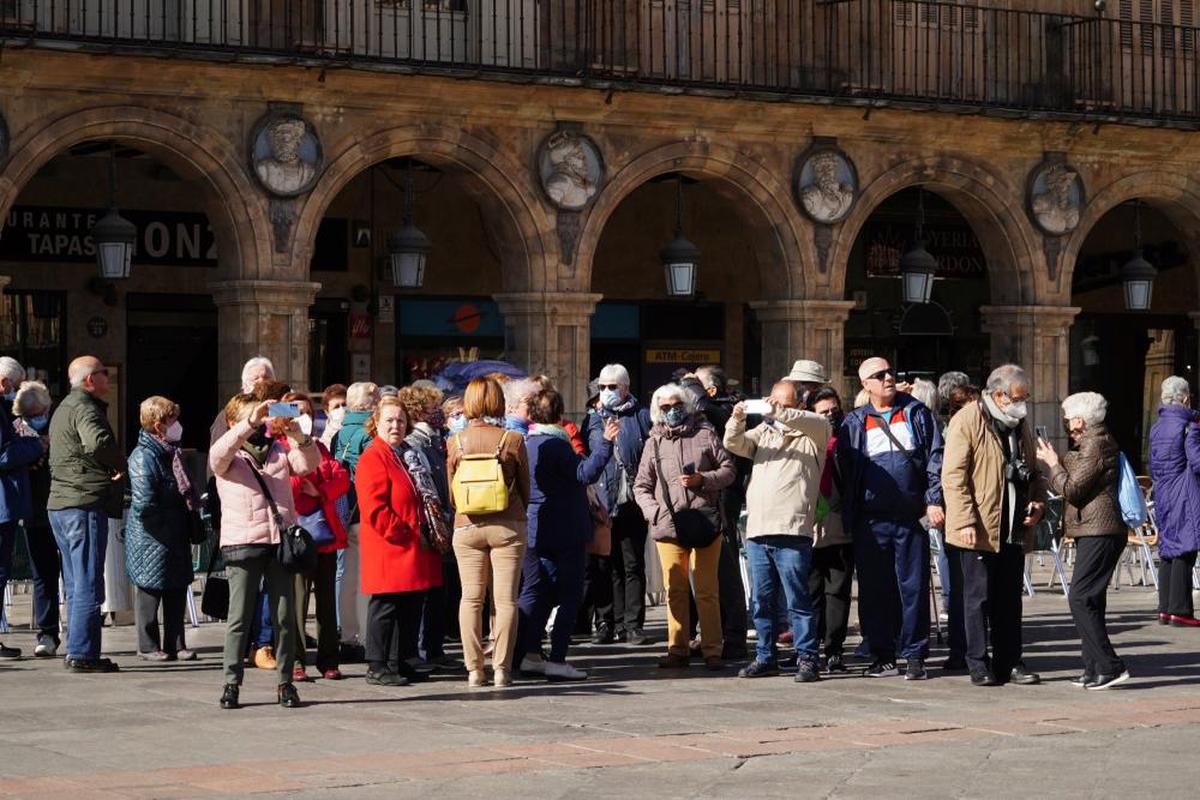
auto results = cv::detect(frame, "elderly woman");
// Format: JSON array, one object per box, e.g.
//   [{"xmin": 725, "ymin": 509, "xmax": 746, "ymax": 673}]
[
  {"xmin": 1036, "ymin": 392, "xmax": 1129, "ymax": 690},
  {"xmin": 515, "ymin": 389, "xmax": 616, "ymax": 681},
  {"xmin": 1148, "ymin": 376, "xmax": 1200, "ymax": 626},
  {"xmin": 12, "ymin": 382, "xmax": 59, "ymax": 657},
  {"xmin": 210, "ymin": 393, "xmax": 320, "ymax": 710},
  {"xmin": 126, "ymin": 396, "xmax": 198, "ymax": 662},
  {"xmin": 355, "ymin": 395, "xmax": 443, "ymax": 687},
  {"xmin": 447, "ymin": 377, "xmax": 531, "ymax": 687},
  {"xmin": 332, "ymin": 380, "xmax": 381, "ymax": 647},
  {"xmin": 634, "ymin": 383, "xmax": 735, "ymax": 670}
]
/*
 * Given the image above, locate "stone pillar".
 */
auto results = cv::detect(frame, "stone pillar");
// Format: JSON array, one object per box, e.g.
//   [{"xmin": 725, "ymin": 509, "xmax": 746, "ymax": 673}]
[
  {"xmin": 211, "ymin": 279, "xmax": 322, "ymax": 401},
  {"xmin": 981, "ymin": 304, "xmax": 1080, "ymax": 445},
  {"xmin": 749, "ymin": 299, "xmax": 856, "ymax": 396},
  {"xmin": 494, "ymin": 292, "xmax": 602, "ymax": 417}
]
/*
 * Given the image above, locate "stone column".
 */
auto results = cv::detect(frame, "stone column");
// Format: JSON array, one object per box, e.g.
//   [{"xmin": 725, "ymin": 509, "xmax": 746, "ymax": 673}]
[
  {"xmin": 494, "ymin": 292, "xmax": 602, "ymax": 417},
  {"xmin": 749, "ymin": 299, "xmax": 856, "ymax": 395},
  {"xmin": 981, "ymin": 304, "xmax": 1080, "ymax": 445},
  {"xmin": 211, "ymin": 279, "xmax": 322, "ymax": 401}
]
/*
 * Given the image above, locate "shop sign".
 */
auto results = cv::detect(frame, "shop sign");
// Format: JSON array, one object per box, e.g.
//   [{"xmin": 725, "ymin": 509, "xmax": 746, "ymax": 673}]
[
  {"xmin": 645, "ymin": 349, "xmax": 722, "ymax": 364},
  {"xmin": 1, "ymin": 205, "xmax": 217, "ymax": 267},
  {"xmin": 349, "ymin": 313, "xmax": 373, "ymax": 340},
  {"xmin": 398, "ymin": 299, "xmax": 504, "ymax": 339},
  {"xmin": 864, "ymin": 221, "xmax": 985, "ymax": 279}
]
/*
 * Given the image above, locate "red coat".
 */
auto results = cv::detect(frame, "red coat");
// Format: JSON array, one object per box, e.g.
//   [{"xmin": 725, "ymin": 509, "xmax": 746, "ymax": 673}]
[
  {"xmin": 354, "ymin": 437, "xmax": 443, "ymax": 595},
  {"xmin": 288, "ymin": 440, "xmax": 350, "ymax": 555}
]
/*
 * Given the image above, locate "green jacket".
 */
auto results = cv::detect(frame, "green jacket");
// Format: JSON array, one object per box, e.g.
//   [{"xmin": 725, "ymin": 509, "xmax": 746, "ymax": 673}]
[{"xmin": 47, "ymin": 388, "xmax": 127, "ymax": 516}]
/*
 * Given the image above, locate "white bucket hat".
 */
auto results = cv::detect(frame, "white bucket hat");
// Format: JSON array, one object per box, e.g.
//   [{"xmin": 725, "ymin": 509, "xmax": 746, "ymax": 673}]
[{"xmin": 786, "ymin": 359, "xmax": 828, "ymax": 384}]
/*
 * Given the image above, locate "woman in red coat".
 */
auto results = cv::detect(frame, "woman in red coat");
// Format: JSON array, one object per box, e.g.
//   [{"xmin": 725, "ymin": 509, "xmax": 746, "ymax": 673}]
[
  {"xmin": 355, "ymin": 395, "xmax": 443, "ymax": 687},
  {"xmin": 282, "ymin": 392, "xmax": 350, "ymax": 683}
]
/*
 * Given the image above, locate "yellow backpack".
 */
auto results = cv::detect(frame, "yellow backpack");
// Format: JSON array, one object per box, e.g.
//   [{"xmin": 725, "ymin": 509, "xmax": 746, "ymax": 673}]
[{"xmin": 451, "ymin": 431, "xmax": 512, "ymax": 515}]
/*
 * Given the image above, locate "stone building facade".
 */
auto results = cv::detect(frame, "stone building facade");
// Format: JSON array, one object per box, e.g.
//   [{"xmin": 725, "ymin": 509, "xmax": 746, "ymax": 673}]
[{"xmin": 1, "ymin": 0, "xmax": 1198, "ymax": 462}]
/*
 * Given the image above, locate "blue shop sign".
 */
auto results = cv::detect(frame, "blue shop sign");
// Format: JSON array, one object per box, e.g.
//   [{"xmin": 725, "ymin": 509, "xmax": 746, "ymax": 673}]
[{"xmin": 398, "ymin": 299, "xmax": 504, "ymax": 339}]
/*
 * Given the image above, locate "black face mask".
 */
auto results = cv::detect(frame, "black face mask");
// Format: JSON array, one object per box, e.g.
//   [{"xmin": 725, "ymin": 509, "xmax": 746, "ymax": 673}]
[{"xmin": 246, "ymin": 425, "xmax": 270, "ymax": 447}]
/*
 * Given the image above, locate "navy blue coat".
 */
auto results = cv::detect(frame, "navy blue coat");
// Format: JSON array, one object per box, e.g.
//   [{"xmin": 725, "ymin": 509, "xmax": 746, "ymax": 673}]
[
  {"xmin": 526, "ymin": 431, "xmax": 612, "ymax": 551},
  {"xmin": 836, "ymin": 392, "xmax": 944, "ymax": 534},
  {"xmin": 125, "ymin": 430, "xmax": 195, "ymax": 590},
  {"xmin": 0, "ymin": 406, "xmax": 47, "ymax": 525},
  {"xmin": 1148, "ymin": 404, "xmax": 1200, "ymax": 559},
  {"xmin": 584, "ymin": 401, "xmax": 651, "ymax": 517}
]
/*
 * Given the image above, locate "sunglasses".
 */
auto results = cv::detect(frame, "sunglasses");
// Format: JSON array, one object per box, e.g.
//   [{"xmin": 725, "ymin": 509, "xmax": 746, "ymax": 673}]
[
  {"xmin": 866, "ymin": 368, "xmax": 895, "ymax": 382},
  {"xmin": 659, "ymin": 402, "xmax": 684, "ymax": 412},
  {"xmin": 598, "ymin": 384, "xmax": 622, "ymax": 391}
]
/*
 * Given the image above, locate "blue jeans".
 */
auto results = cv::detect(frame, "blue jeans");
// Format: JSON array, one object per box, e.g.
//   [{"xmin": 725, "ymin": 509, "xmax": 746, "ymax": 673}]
[
  {"xmin": 746, "ymin": 536, "xmax": 817, "ymax": 664},
  {"xmin": 249, "ymin": 589, "xmax": 273, "ymax": 648},
  {"xmin": 517, "ymin": 544, "xmax": 587, "ymax": 663},
  {"xmin": 854, "ymin": 519, "xmax": 930, "ymax": 661},
  {"xmin": 48, "ymin": 506, "xmax": 108, "ymax": 660}
]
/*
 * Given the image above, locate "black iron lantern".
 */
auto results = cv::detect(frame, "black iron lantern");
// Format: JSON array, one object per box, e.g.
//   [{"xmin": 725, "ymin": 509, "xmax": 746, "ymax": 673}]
[
  {"xmin": 1121, "ymin": 200, "xmax": 1157, "ymax": 312},
  {"xmin": 388, "ymin": 163, "xmax": 431, "ymax": 289},
  {"xmin": 900, "ymin": 188, "xmax": 937, "ymax": 305},
  {"xmin": 91, "ymin": 144, "xmax": 136, "ymax": 280},
  {"xmin": 660, "ymin": 177, "xmax": 699, "ymax": 298}
]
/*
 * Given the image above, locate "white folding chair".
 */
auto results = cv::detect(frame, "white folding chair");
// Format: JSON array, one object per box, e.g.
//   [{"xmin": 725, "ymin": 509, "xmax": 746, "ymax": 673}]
[
  {"xmin": 0, "ymin": 583, "xmax": 11, "ymax": 634},
  {"xmin": 186, "ymin": 586, "xmax": 199, "ymax": 628}
]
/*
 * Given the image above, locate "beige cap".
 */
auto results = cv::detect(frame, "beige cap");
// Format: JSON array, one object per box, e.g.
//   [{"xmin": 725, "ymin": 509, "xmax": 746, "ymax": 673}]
[{"xmin": 786, "ymin": 359, "xmax": 828, "ymax": 384}]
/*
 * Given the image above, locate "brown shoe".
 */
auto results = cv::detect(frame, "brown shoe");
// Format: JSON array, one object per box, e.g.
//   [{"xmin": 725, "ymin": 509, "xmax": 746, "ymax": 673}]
[
  {"xmin": 705, "ymin": 656, "xmax": 725, "ymax": 672},
  {"xmin": 657, "ymin": 654, "xmax": 690, "ymax": 669},
  {"xmin": 254, "ymin": 646, "xmax": 277, "ymax": 670}
]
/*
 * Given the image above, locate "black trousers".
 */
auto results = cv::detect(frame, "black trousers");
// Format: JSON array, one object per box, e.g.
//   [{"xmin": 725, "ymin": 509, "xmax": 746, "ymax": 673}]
[
  {"xmin": 135, "ymin": 586, "xmax": 188, "ymax": 655},
  {"xmin": 606, "ymin": 504, "xmax": 647, "ymax": 633},
  {"xmin": 1068, "ymin": 534, "xmax": 1126, "ymax": 676},
  {"xmin": 579, "ymin": 553, "xmax": 612, "ymax": 633},
  {"xmin": 23, "ymin": 525, "xmax": 61, "ymax": 641},
  {"xmin": 1158, "ymin": 551, "xmax": 1197, "ymax": 618},
  {"xmin": 959, "ymin": 542, "xmax": 1025, "ymax": 679},
  {"xmin": 366, "ymin": 591, "xmax": 425, "ymax": 673},
  {"xmin": 944, "ymin": 543, "xmax": 967, "ymax": 660},
  {"xmin": 293, "ymin": 551, "xmax": 339, "ymax": 671},
  {"xmin": 717, "ymin": 489, "xmax": 748, "ymax": 649},
  {"xmin": 809, "ymin": 542, "xmax": 854, "ymax": 657}
]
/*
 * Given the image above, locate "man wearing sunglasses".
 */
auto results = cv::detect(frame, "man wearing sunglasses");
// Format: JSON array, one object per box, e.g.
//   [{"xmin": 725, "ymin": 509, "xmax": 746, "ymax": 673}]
[{"xmin": 836, "ymin": 356, "xmax": 944, "ymax": 681}]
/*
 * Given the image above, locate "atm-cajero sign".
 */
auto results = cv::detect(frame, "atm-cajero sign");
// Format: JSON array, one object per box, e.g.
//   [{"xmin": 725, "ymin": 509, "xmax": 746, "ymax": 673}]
[{"xmin": 1, "ymin": 205, "xmax": 217, "ymax": 267}]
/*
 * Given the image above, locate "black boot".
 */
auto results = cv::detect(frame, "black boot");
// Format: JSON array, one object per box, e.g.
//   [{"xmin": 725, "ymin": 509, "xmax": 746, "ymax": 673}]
[
  {"xmin": 277, "ymin": 682, "xmax": 301, "ymax": 708},
  {"xmin": 219, "ymin": 684, "xmax": 240, "ymax": 710}
]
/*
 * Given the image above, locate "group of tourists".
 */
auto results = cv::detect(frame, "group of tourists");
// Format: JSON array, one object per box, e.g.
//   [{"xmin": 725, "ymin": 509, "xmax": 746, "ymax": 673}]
[{"xmin": 0, "ymin": 348, "xmax": 1194, "ymax": 709}]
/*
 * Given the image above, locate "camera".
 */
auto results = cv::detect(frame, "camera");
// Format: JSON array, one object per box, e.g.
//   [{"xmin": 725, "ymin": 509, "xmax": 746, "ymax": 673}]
[{"xmin": 1005, "ymin": 458, "xmax": 1034, "ymax": 487}]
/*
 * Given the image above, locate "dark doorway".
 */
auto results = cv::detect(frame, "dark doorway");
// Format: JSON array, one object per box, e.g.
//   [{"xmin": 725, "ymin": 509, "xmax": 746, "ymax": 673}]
[{"xmin": 126, "ymin": 294, "xmax": 218, "ymax": 453}]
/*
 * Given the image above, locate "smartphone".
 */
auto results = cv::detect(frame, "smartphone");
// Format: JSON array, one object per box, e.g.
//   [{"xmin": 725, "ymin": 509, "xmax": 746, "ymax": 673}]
[
  {"xmin": 267, "ymin": 402, "xmax": 300, "ymax": 419},
  {"xmin": 682, "ymin": 463, "xmax": 696, "ymax": 476},
  {"xmin": 1035, "ymin": 425, "xmax": 1048, "ymax": 441},
  {"xmin": 744, "ymin": 399, "xmax": 772, "ymax": 416}
]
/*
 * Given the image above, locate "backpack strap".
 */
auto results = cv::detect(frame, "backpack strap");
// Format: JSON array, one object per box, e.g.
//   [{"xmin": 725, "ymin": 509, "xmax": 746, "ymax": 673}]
[{"xmin": 494, "ymin": 430, "xmax": 510, "ymax": 457}]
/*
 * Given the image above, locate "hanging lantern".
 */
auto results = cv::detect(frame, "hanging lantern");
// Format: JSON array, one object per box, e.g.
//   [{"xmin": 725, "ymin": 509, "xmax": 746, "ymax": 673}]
[
  {"xmin": 1121, "ymin": 200, "xmax": 1156, "ymax": 312},
  {"xmin": 91, "ymin": 144, "xmax": 136, "ymax": 280},
  {"xmin": 900, "ymin": 188, "xmax": 937, "ymax": 304},
  {"xmin": 388, "ymin": 221, "xmax": 431, "ymax": 289},
  {"xmin": 660, "ymin": 177, "xmax": 699, "ymax": 298}
]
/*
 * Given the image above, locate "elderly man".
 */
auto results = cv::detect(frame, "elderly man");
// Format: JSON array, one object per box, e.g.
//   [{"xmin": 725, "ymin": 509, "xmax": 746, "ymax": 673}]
[
  {"xmin": 837, "ymin": 356, "xmax": 943, "ymax": 680},
  {"xmin": 210, "ymin": 355, "xmax": 275, "ymax": 444},
  {"xmin": 786, "ymin": 360, "xmax": 829, "ymax": 395},
  {"xmin": 726, "ymin": 381, "xmax": 830, "ymax": 682},
  {"xmin": 47, "ymin": 355, "xmax": 127, "ymax": 674},
  {"xmin": 584, "ymin": 363, "xmax": 653, "ymax": 645},
  {"xmin": 943, "ymin": 364, "xmax": 1046, "ymax": 687},
  {"xmin": 0, "ymin": 357, "xmax": 50, "ymax": 660}
]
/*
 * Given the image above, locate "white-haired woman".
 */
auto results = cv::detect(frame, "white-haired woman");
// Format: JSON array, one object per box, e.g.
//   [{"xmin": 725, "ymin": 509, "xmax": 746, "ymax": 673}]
[
  {"xmin": 13, "ymin": 381, "xmax": 57, "ymax": 656},
  {"xmin": 1036, "ymin": 392, "xmax": 1129, "ymax": 690},
  {"xmin": 209, "ymin": 356, "xmax": 275, "ymax": 445},
  {"xmin": 634, "ymin": 384, "xmax": 735, "ymax": 670},
  {"xmin": 1148, "ymin": 376, "xmax": 1200, "ymax": 626}
]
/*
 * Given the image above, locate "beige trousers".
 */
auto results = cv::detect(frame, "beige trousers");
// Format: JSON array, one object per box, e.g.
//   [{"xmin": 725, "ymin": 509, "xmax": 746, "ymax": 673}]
[{"xmin": 453, "ymin": 523, "xmax": 526, "ymax": 672}]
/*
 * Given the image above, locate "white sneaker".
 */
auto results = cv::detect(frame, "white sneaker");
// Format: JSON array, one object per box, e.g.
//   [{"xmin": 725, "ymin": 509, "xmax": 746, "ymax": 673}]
[
  {"xmin": 521, "ymin": 654, "xmax": 546, "ymax": 675},
  {"xmin": 544, "ymin": 660, "xmax": 588, "ymax": 681},
  {"xmin": 34, "ymin": 639, "xmax": 57, "ymax": 658}
]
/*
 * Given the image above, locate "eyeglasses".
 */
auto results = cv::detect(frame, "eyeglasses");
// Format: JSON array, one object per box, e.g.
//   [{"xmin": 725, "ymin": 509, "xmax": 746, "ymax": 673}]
[
  {"xmin": 659, "ymin": 403, "xmax": 683, "ymax": 412},
  {"xmin": 599, "ymin": 384, "xmax": 622, "ymax": 391},
  {"xmin": 866, "ymin": 368, "xmax": 895, "ymax": 382}
]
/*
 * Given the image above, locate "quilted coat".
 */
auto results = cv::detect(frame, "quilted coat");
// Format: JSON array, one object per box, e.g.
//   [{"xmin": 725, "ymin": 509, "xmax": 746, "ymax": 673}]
[
  {"xmin": 1148, "ymin": 404, "xmax": 1200, "ymax": 559},
  {"xmin": 124, "ymin": 430, "xmax": 194, "ymax": 590},
  {"xmin": 1049, "ymin": 423, "xmax": 1125, "ymax": 539}
]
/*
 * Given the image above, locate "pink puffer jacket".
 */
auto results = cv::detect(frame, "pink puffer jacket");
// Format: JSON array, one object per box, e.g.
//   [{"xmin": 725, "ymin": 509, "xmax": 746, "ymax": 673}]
[{"xmin": 209, "ymin": 419, "xmax": 320, "ymax": 547}]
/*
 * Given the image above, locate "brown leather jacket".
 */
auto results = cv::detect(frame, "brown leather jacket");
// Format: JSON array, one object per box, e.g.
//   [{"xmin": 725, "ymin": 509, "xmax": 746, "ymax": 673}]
[
  {"xmin": 446, "ymin": 422, "xmax": 530, "ymax": 530},
  {"xmin": 1049, "ymin": 423, "xmax": 1126, "ymax": 539}
]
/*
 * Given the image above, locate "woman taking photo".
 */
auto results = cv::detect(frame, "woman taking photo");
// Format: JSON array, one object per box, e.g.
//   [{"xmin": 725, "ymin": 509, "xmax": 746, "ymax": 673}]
[
  {"xmin": 447, "ymin": 377, "xmax": 530, "ymax": 688},
  {"xmin": 1036, "ymin": 391, "xmax": 1130, "ymax": 690},
  {"xmin": 210, "ymin": 393, "xmax": 320, "ymax": 709},
  {"xmin": 126, "ymin": 396, "xmax": 197, "ymax": 662},
  {"xmin": 516, "ymin": 389, "xmax": 616, "ymax": 681},
  {"xmin": 634, "ymin": 384, "xmax": 735, "ymax": 670},
  {"xmin": 355, "ymin": 395, "xmax": 443, "ymax": 687},
  {"xmin": 1148, "ymin": 376, "xmax": 1200, "ymax": 627},
  {"xmin": 281, "ymin": 391, "xmax": 351, "ymax": 682}
]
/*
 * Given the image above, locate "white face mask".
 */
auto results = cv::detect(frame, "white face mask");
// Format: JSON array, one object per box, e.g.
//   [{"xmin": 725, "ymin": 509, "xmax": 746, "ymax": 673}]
[
  {"xmin": 164, "ymin": 421, "xmax": 183, "ymax": 443},
  {"xmin": 297, "ymin": 413, "xmax": 314, "ymax": 436},
  {"xmin": 1006, "ymin": 399, "xmax": 1028, "ymax": 420},
  {"xmin": 328, "ymin": 407, "xmax": 346, "ymax": 425}
]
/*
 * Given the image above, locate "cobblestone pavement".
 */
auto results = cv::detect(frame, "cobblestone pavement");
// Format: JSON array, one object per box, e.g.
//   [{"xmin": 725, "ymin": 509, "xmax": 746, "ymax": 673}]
[{"xmin": 1, "ymin": 573, "xmax": 1198, "ymax": 799}]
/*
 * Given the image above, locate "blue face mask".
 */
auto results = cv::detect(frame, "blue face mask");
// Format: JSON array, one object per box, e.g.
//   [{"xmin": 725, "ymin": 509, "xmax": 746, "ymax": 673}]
[
  {"xmin": 2, "ymin": 391, "xmax": 15, "ymax": 404},
  {"xmin": 447, "ymin": 415, "xmax": 467, "ymax": 434},
  {"xmin": 505, "ymin": 415, "xmax": 530, "ymax": 435},
  {"xmin": 663, "ymin": 407, "xmax": 688, "ymax": 428},
  {"xmin": 27, "ymin": 414, "xmax": 49, "ymax": 432},
  {"xmin": 600, "ymin": 389, "xmax": 623, "ymax": 410}
]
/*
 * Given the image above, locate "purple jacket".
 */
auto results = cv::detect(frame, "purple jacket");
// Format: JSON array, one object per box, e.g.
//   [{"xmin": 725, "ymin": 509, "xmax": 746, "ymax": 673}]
[{"xmin": 1148, "ymin": 404, "xmax": 1200, "ymax": 559}]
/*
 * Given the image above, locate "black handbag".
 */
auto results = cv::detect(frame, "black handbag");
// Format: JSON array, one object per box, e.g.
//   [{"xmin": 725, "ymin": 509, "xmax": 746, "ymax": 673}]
[
  {"xmin": 200, "ymin": 546, "xmax": 229, "ymax": 621},
  {"xmin": 652, "ymin": 439, "xmax": 722, "ymax": 550},
  {"xmin": 242, "ymin": 454, "xmax": 318, "ymax": 574}
]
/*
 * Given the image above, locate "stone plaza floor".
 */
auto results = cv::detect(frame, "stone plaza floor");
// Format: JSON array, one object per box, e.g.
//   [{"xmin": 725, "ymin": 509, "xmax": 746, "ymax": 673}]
[{"xmin": 1, "ymin": 570, "xmax": 1199, "ymax": 799}]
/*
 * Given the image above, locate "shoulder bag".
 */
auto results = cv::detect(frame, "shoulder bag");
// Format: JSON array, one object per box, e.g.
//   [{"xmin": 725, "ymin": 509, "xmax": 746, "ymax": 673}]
[
  {"xmin": 241, "ymin": 454, "xmax": 318, "ymax": 574},
  {"xmin": 652, "ymin": 438, "xmax": 721, "ymax": 550},
  {"xmin": 199, "ymin": 545, "xmax": 229, "ymax": 621}
]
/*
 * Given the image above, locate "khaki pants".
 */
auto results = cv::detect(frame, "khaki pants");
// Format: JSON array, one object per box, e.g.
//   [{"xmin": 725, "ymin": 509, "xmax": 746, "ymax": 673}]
[
  {"xmin": 337, "ymin": 524, "xmax": 370, "ymax": 644},
  {"xmin": 656, "ymin": 536, "xmax": 723, "ymax": 659},
  {"xmin": 453, "ymin": 523, "xmax": 526, "ymax": 672}
]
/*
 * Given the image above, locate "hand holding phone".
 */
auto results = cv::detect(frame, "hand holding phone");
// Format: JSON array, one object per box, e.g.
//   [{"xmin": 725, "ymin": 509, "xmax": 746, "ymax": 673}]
[
  {"xmin": 1035, "ymin": 425, "xmax": 1048, "ymax": 441},
  {"xmin": 267, "ymin": 402, "xmax": 300, "ymax": 419},
  {"xmin": 743, "ymin": 399, "xmax": 773, "ymax": 416}
]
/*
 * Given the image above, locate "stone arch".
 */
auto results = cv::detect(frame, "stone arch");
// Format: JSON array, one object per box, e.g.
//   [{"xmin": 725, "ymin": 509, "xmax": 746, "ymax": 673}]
[
  {"xmin": 1061, "ymin": 170, "xmax": 1200, "ymax": 300},
  {"xmin": 573, "ymin": 140, "xmax": 810, "ymax": 298},
  {"xmin": 828, "ymin": 155, "xmax": 1042, "ymax": 305},
  {"xmin": 0, "ymin": 104, "xmax": 269, "ymax": 279},
  {"xmin": 292, "ymin": 126, "xmax": 555, "ymax": 292}
]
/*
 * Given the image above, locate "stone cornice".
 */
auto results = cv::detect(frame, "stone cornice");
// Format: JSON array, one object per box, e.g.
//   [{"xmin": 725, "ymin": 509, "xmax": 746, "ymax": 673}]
[
  {"xmin": 493, "ymin": 292, "xmax": 604, "ymax": 320},
  {"xmin": 749, "ymin": 299, "xmax": 856, "ymax": 324},
  {"xmin": 979, "ymin": 304, "xmax": 1082, "ymax": 330},
  {"xmin": 209, "ymin": 279, "xmax": 322, "ymax": 307}
]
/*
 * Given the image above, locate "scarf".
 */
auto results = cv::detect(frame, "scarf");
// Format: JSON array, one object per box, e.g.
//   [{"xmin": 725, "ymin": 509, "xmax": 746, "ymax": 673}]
[
  {"xmin": 529, "ymin": 423, "xmax": 572, "ymax": 444},
  {"xmin": 982, "ymin": 393, "xmax": 1021, "ymax": 430},
  {"xmin": 241, "ymin": 426, "xmax": 273, "ymax": 466},
  {"xmin": 168, "ymin": 442, "xmax": 198, "ymax": 511},
  {"xmin": 505, "ymin": 415, "xmax": 530, "ymax": 436},
  {"xmin": 395, "ymin": 444, "xmax": 438, "ymax": 505},
  {"xmin": 609, "ymin": 395, "xmax": 638, "ymax": 415}
]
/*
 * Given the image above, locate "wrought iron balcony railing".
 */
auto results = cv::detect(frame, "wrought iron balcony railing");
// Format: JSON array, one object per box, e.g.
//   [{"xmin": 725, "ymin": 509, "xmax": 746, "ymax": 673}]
[{"xmin": 3, "ymin": 0, "xmax": 1199, "ymax": 124}]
